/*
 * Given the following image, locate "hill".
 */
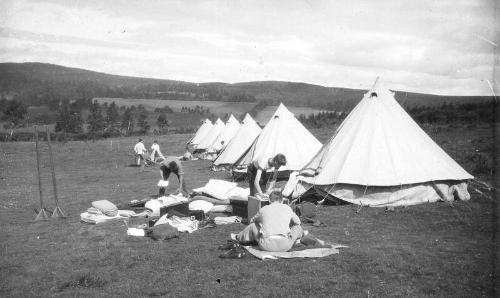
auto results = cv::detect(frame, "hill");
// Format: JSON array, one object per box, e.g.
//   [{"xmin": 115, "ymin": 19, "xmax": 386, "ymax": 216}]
[{"xmin": 0, "ymin": 62, "xmax": 494, "ymax": 111}]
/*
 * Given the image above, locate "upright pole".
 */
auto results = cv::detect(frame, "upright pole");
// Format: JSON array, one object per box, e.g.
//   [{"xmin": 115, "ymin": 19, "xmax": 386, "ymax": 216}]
[
  {"xmin": 34, "ymin": 126, "xmax": 49, "ymax": 221},
  {"xmin": 46, "ymin": 126, "xmax": 66, "ymax": 218}
]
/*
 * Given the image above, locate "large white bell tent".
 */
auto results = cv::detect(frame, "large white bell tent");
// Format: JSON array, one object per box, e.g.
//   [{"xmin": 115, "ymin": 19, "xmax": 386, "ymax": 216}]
[
  {"xmin": 188, "ymin": 119, "xmax": 213, "ymax": 149},
  {"xmin": 292, "ymin": 78, "xmax": 473, "ymax": 207},
  {"xmin": 236, "ymin": 103, "xmax": 322, "ymax": 172},
  {"xmin": 207, "ymin": 114, "xmax": 241, "ymax": 153},
  {"xmin": 213, "ymin": 113, "xmax": 262, "ymax": 166},
  {"xmin": 196, "ymin": 118, "xmax": 225, "ymax": 150}
]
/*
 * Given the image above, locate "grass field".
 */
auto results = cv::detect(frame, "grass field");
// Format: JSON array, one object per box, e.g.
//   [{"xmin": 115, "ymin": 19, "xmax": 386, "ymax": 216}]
[
  {"xmin": 95, "ymin": 98, "xmax": 257, "ymax": 117},
  {"xmin": 0, "ymin": 124, "xmax": 497, "ymax": 297}
]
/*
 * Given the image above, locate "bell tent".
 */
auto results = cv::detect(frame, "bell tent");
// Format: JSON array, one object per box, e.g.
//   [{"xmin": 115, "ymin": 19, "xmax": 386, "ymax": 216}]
[
  {"xmin": 196, "ymin": 118, "xmax": 225, "ymax": 150},
  {"xmin": 236, "ymin": 103, "xmax": 322, "ymax": 171},
  {"xmin": 293, "ymin": 78, "xmax": 473, "ymax": 207},
  {"xmin": 188, "ymin": 119, "xmax": 213, "ymax": 149},
  {"xmin": 207, "ymin": 114, "xmax": 241, "ymax": 153},
  {"xmin": 213, "ymin": 113, "xmax": 262, "ymax": 166}
]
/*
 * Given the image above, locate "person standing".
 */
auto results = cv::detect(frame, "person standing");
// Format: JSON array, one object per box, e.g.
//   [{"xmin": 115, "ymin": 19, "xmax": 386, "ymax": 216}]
[
  {"xmin": 133, "ymin": 138, "xmax": 148, "ymax": 172},
  {"xmin": 150, "ymin": 140, "xmax": 165, "ymax": 162},
  {"xmin": 247, "ymin": 153, "xmax": 287, "ymax": 197}
]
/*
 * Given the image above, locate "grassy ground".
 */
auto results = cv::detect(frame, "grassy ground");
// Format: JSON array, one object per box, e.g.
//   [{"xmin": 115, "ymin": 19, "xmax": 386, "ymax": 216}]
[{"xmin": 0, "ymin": 124, "xmax": 497, "ymax": 297}]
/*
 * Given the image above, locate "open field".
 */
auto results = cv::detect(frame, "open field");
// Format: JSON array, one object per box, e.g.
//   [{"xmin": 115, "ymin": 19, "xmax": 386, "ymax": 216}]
[
  {"xmin": 95, "ymin": 98, "xmax": 257, "ymax": 118},
  {"xmin": 0, "ymin": 123, "xmax": 497, "ymax": 297}
]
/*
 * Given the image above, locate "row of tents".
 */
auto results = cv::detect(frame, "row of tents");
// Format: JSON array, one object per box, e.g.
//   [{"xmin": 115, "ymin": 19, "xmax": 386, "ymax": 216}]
[{"xmin": 187, "ymin": 79, "xmax": 473, "ymax": 207}]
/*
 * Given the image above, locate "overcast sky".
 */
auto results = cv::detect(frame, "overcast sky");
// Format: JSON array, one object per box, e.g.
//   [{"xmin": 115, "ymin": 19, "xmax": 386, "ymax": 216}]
[{"xmin": 0, "ymin": 0, "xmax": 498, "ymax": 95}]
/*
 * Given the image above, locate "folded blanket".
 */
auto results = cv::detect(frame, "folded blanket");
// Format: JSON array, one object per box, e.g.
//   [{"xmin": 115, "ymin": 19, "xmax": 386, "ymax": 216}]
[
  {"xmin": 91, "ymin": 200, "xmax": 118, "ymax": 217},
  {"xmin": 80, "ymin": 212, "xmax": 121, "ymax": 224},
  {"xmin": 214, "ymin": 216, "xmax": 242, "ymax": 225},
  {"xmin": 244, "ymin": 244, "xmax": 348, "ymax": 260}
]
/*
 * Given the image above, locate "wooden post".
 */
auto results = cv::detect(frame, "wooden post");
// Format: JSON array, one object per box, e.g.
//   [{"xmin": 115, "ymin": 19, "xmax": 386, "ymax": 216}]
[
  {"xmin": 45, "ymin": 126, "xmax": 66, "ymax": 218},
  {"xmin": 34, "ymin": 126, "xmax": 48, "ymax": 221}
]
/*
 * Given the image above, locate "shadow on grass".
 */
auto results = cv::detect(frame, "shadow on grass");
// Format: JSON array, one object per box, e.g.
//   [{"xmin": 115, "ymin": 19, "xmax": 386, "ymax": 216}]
[{"xmin": 58, "ymin": 273, "xmax": 108, "ymax": 291}]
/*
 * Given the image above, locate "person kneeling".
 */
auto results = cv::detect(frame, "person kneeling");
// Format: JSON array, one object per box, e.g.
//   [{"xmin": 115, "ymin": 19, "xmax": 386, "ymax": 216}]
[{"xmin": 235, "ymin": 191, "xmax": 303, "ymax": 252}]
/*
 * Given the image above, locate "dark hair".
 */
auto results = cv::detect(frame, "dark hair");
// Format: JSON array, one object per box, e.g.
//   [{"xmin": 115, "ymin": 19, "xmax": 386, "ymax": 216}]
[
  {"xmin": 273, "ymin": 153, "xmax": 287, "ymax": 167},
  {"xmin": 269, "ymin": 190, "xmax": 283, "ymax": 202},
  {"xmin": 138, "ymin": 138, "xmax": 143, "ymax": 142}
]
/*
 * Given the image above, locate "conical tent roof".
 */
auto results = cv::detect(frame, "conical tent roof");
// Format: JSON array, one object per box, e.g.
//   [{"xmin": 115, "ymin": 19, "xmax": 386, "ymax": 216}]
[
  {"xmin": 197, "ymin": 118, "xmax": 224, "ymax": 150},
  {"xmin": 213, "ymin": 113, "xmax": 262, "ymax": 166},
  {"xmin": 189, "ymin": 119, "xmax": 213, "ymax": 146},
  {"xmin": 301, "ymin": 79, "xmax": 473, "ymax": 186},
  {"xmin": 237, "ymin": 103, "xmax": 322, "ymax": 171},
  {"xmin": 207, "ymin": 114, "xmax": 241, "ymax": 152}
]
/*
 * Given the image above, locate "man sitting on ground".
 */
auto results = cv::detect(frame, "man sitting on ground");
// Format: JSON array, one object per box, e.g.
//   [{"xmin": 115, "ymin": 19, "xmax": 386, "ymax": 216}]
[
  {"xmin": 159, "ymin": 156, "xmax": 188, "ymax": 196},
  {"xmin": 247, "ymin": 153, "xmax": 287, "ymax": 197},
  {"xmin": 233, "ymin": 191, "xmax": 305, "ymax": 252}
]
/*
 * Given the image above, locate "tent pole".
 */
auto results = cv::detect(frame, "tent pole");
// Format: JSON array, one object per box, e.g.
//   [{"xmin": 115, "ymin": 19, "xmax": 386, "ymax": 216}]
[
  {"xmin": 46, "ymin": 125, "xmax": 66, "ymax": 218},
  {"xmin": 34, "ymin": 126, "xmax": 49, "ymax": 221}
]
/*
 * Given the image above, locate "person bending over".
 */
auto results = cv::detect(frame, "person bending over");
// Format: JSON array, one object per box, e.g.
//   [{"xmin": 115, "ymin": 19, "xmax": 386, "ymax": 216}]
[
  {"xmin": 159, "ymin": 156, "xmax": 188, "ymax": 196},
  {"xmin": 234, "ymin": 191, "xmax": 304, "ymax": 252},
  {"xmin": 247, "ymin": 153, "xmax": 287, "ymax": 197}
]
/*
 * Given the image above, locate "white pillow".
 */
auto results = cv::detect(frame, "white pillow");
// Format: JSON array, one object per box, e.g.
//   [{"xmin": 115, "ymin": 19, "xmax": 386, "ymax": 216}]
[{"xmin": 189, "ymin": 200, "xmax": 215, "ymax": 213}]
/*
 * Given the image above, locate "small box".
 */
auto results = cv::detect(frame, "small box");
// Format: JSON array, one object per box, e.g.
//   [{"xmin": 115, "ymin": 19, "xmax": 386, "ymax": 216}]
[
  {"xmin": 160, "ymin": 202, "xmax": 189, "ymax": 217},
  {"xmin": 230, "ymin": 198, "xmax": 248, "ymax": 219},
  {"xmin": 188, "ymin": 210, "xmax": 205, "ymax": 221},
  {"xmin": 247, "ymin": 196, "xmax": 269, "ymax": 220}
]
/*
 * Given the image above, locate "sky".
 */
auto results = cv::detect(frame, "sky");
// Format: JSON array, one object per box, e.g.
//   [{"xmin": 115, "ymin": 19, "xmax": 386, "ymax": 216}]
[{"xmin": 0, "ymin": 0, "xmax": 498, "ymax": 95}]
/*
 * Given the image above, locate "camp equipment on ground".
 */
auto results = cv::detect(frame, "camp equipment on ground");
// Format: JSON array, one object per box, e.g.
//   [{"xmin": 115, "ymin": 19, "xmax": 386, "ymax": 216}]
[{"xmin": 293, "ymin": 78, "xmax": 473, "ymax": 207}]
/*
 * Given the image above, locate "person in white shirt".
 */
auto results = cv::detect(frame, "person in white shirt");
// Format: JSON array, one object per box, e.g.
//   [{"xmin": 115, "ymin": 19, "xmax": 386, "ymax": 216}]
[
  {"xmin": 234, "ymin": 191, "xmax": 304, "ymax": 252},
  {"xmin": 133, "ymin": 138, "xmax": 148, "ymax": 172},
  {"xmin": 150, "ymin": 140, "xmax": 164, "ymax": 162}
]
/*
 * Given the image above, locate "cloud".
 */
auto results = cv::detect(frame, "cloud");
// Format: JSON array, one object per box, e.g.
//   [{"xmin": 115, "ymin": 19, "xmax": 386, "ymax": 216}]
[{"xmin": 0, "ymin": 0, "xmax": 496, "ymax": 95}]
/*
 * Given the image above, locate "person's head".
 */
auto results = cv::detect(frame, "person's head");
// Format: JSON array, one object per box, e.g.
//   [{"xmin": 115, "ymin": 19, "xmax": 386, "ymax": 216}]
[
  {"xmin": 269, "ymin": 190, "xmax": 283, "ymax": 203},
  {"xmin": 138, "ymin": 138, "xmax": 143, "ymax": 143},
  {"xmin": 153, "ymin": 140, "xmax": 158, "ymax": 144},
  {"xmin": 269, "ymin": 153, "xmax": 287, "ymax": 168}
]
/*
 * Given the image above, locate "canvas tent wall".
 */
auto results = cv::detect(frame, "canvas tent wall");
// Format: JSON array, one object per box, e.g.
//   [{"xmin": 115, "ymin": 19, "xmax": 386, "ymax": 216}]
[
  {"xmin": 207, "ymin": 114, "xmax": 241, "ymax": 153},
  {"xmin": 196, "ymin": 118, "xmax": 225, "ymax": 150},
  {"xmin": 213, "ymin": 113, "xmax": 262, "ymax": 166},
  {"xmin": 235, "ymin": 103, "xmax": 322, "ymax": 171},
  {"xmin": 293, "ymin": 79, "xmax": 473, "ymax": 207},
  {"xmin": 188, "ymin": 119, "xmax": 213, "ymax": 149}
]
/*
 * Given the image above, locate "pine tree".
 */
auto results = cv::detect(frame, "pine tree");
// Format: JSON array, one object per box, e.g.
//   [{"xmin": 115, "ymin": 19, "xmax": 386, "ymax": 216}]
[
  {"xmin": 137, "ymin": 111, "xmax": 150, "ymax": 134},
  {"xmin": 87, "ymin": 101, "xmax": 105, "ymax": 133},
  {"xmin": 105, "ymin": 101, "xmax": 120, "ymax": 135},
  {"xmin": 121, "ymin": 107, "xmax": 134, "ymax": 135}
]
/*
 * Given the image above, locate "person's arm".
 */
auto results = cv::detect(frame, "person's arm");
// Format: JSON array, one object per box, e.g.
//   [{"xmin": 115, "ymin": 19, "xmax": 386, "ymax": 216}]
[
  {"xmin": 249, "ymin": 210, "xmax": 262, "ymax": 224},
  {"xmin": 254, "ymin": 168, "xmax": 264, "ymax": 195},
  {"xmin": 265, "ymin": 170, "xmax": 279, "ymax": 195},
  {"xmin": 290, "ymin": 208, "xmax": 301, "ymax": 226}
]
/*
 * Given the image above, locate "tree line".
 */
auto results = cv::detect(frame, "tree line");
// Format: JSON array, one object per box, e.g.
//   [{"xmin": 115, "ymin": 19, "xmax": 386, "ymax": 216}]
[{"xmin": 299, "ymin": 100, "xmax": 497, "ymax": 128}]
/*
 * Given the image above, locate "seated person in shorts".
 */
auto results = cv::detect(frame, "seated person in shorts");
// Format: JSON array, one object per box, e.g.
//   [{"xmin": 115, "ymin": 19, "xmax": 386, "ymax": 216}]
[{"xmin": 234, "ymin": 191, "xmax": 304, "ymax": 252}]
